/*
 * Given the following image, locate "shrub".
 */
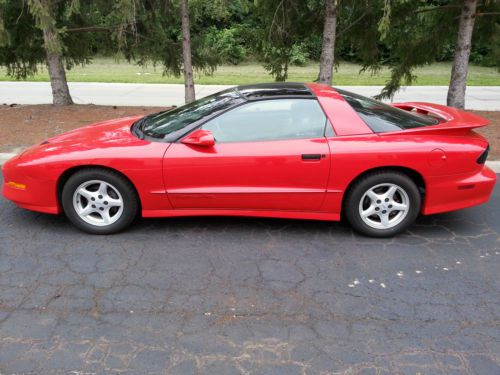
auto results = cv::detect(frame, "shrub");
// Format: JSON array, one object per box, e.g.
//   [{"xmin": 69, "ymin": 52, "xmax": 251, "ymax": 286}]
[{"xmin": 204, "ymin": 27, "xmax": 247, "ymax": 65}]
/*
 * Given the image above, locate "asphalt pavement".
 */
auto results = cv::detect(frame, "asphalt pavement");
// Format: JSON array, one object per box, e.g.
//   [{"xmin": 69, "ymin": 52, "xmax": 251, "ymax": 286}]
[
  {"xmin": 0, "ymin": 175, "xmax": 499, "ymax": 374},
  {"xmin": 1, "ymin": 82, "xmax": 500, "ymax": 110}
]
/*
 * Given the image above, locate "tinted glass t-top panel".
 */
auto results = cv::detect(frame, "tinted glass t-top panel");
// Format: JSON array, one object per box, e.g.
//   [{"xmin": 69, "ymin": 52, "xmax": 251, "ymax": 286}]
[
  {"xmin": 237, "ymin": 83, "xmax": 312, "ymax": 100},
  {"xmin": 140, "ymin": 88, "xmax": 240, "ymax": 138},
  {"xmin": 201, "ymin": 98, "xmax": 327, "ymax": 143},
  {"xmin": 337, "ymin": 88, "xmax": 440, "ymax": 133}
]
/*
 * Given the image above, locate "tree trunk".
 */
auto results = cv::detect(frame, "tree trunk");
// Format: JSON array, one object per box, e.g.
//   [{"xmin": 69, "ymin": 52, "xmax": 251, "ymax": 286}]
[
  {"xmin": 180, "ymin": 0, "xmax": 195, "ymax": 103},
  {"xmin": 447, "ymin": 0, "xmax": 478, "ymax": 109},
  {"xmin": 43, "ymin": 29, "xmax": 73, "ymax": 106},
  {"xmin": 318, "ymin": 0, "xmax": 338, "ymax": 85},
  {"xmin": 32, "ymin": 0, "xmax": 73, "ymax": 106}
]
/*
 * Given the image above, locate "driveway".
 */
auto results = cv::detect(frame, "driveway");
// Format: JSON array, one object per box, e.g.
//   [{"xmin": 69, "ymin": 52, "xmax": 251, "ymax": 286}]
[
  {"xmin": 1, "ymin": 82, "xmax": 500, "ymax": 110},
  {"xmin": 0, "ymin": 176, "xmax": 499, "ymax": 374}
]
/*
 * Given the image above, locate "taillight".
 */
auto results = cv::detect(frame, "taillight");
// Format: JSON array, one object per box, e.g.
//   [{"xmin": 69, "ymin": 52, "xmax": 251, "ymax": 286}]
[{"xmin": 477, "ymin": 145, "xmax": 489, "ymax": 164}]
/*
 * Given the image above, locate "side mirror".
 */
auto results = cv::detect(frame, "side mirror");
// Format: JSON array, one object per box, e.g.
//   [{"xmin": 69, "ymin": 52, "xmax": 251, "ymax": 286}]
[{"xmin": 181, "ymin": 129, "xmax": 215, "ymax": 147}]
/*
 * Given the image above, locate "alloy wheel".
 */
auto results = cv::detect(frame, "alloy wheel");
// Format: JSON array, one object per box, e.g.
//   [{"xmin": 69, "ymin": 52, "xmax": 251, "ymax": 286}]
[
  {"xmin": 358, "ymin": 183, "xmax": 410, "ymax": 230},
  {"xmin": 72, "ymin": 180, "xmax": 124, "ymax": 227}
]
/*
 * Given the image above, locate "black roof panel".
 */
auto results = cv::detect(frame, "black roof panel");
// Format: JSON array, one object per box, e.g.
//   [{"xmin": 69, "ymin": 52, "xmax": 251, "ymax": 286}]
[{"xmin": 236, "ymin": 83, "xmax": 312, "ymax": 100}]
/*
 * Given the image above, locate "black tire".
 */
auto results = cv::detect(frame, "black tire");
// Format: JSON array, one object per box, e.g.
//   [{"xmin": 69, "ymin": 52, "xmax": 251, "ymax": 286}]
[
  {"xmin": 61, "ymin": 168, "xmax": 139, "ymax": 234},
  {"xmin": 344, "ymin": 171, "xmax": 421, "ymax": 238}
]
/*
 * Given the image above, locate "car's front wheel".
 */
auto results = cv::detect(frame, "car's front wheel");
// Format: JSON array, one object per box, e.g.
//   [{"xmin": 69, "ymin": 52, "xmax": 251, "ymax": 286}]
[
  {"xmin": 61, "ymin": 169, "xmax": 139, "ymax": 234},
  {"xmin": 344, "ymin": 171, "xmax": 421, "ymax": 237}
]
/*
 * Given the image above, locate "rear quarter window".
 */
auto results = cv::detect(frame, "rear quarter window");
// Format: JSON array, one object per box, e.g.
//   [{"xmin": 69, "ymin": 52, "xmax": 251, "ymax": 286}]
[{"xmin": 337, "ymin": 88, "xmax": 439, "ymax": 133}]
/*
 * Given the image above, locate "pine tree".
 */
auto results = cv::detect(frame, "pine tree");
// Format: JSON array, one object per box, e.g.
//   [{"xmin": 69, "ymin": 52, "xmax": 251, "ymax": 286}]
[
  {"xmin": 371, "ymin": 0, "xmax": 500, "ymax": 108},
  {"xmin": 28, "ymin": 0, "xmax": 73, "ymax": 105}
]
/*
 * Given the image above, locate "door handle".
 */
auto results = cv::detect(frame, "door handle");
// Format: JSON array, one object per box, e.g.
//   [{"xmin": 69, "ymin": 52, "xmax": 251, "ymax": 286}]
[{"xmin": 301, "ymin": 154, "xmax": 325, "ymax": 161}]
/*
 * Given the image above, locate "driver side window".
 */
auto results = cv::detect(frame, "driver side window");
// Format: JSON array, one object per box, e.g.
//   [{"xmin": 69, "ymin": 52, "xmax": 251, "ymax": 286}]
[{"xmin": 201, "ymin": 99, "xmax": 327, "ymax": 143}]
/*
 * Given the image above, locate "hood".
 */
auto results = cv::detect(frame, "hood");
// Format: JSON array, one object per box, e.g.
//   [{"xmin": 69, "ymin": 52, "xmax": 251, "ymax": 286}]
[
  {"xmin": 18, "ymin": 116, "xmax": 146, "ymax": 161},
  {"xmin": 46, "ymin": 116, "xmax": 142, "ymax": 145}
]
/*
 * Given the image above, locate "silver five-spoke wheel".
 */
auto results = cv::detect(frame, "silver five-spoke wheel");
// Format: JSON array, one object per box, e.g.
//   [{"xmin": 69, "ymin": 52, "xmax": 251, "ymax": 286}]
[
  {"xmin": 358, "ymin": 183, "xmax": 410, "ymax": 230},
  {"xmin": 72, "ymin": 180, "xmax": 124, "ymax": 227},
  {"xmin": 63, "ymin": 169, "xmax": 138, "ymax": 234},
  {"xmin": 345, "ymin": 171, "xmax": 420, "ymax": 237}
]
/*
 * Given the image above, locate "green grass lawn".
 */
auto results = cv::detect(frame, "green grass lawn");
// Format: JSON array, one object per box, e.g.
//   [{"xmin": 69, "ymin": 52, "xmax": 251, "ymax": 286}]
[{"xmin": 1, "ymin": 58, "xmax": 498, "ymax": 85}]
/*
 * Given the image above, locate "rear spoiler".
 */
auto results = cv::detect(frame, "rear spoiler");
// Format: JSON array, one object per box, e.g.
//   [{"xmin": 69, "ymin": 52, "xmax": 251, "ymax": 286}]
[{"xmin": 390, "ymin": 102, "xmax": 489, "ymax": 134}]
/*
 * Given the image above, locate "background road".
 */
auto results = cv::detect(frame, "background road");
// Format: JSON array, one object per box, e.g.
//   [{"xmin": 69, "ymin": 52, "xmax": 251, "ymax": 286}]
[
  {"xmin": 1, "ymin": 82, "xmax": 500, "ymax": 110},
  {"xmin": 0, "ymin": 176, "xmax": 499, "ymax": 374}
]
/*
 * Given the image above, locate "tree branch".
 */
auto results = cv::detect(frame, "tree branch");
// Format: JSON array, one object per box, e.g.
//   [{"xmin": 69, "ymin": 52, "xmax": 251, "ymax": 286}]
[
  {"xmin": 476, "ymin": 12, "xmax": 500, "ymax": 16},
  {"xmin": 336, "ymin": 11, "xmax": 367, "ymax": 39},
  {"xmin": 415, "ymin": 5, "xmax": 461, "ymax": 14},
  {"xmin": 268, "ymin": 0, "xmax": 285, "ymax": 40},
  {"xmin": 65, "ymin": 26, "xmax": 112, "ymax": 33}
]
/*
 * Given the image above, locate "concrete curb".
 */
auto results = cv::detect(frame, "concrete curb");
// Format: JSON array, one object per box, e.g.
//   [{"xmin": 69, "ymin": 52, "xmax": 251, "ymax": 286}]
[
  {"xmin": 0, "ymin": 153, "xmax": 16, "ymax": 166},
  {"xmin": 487, "ymin": 161, "xmax": 500, "ymax": 173},
  {"xmin": 1, "ymin": 82, "xmax": 499, "ymax": 109},
  {"xmin": 1, "ymin": 151, "xmax": 499, "ymax": 172}
]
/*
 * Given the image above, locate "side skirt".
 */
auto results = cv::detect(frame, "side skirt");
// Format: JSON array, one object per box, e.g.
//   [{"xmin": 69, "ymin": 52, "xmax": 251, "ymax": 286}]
[{"xmin": 142, "ymin": 208, "xmax": 340, "ymax": 222}]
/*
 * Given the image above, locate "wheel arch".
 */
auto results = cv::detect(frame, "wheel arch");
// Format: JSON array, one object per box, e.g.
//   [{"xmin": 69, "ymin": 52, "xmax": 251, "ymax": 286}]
[
  {"xmin": 56, "ymin": 165, "xmax": 142, "ymax": 212},
  {"xmin": 341, "ymin": 166, "xmax": 426, "ymax": 215}
]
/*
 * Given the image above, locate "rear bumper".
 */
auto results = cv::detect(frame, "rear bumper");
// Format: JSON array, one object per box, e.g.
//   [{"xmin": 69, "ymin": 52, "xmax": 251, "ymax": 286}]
[{"xmin": 423, "ymin": 166, "xmax": 497, "ymax": 215}]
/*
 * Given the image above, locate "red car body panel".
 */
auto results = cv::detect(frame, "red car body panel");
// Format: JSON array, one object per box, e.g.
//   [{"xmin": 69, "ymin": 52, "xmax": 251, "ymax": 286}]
[
  {"xmin": 2, "ymin": 84, "xmax": 496, "ymax": 222},
  {"xmin": 2, "ymin": 117, "xmax": 172, "ymax": 214},
  {"xmin": 163, "ymin": 138, "xmax": 331, "ymax": 211},
  {"xmin": 312, "ymin": 83, "xmax": 372, "ymax": 136}
]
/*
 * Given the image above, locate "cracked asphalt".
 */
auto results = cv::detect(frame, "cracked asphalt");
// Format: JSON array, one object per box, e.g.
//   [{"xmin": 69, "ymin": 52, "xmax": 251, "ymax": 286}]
[{"xmin": 0, "ymin": 175, "xmax": 499, "ymax": 375}]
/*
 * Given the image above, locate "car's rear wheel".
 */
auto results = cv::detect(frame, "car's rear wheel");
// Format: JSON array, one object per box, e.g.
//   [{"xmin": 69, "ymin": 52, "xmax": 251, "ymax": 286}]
[
  {"xmin": 344, "ymin": 171, "xmax": 421, "ymax": 237},
  {"xmin": 61, "ymin": 169, "xmax": 138, "ymax": 234}
]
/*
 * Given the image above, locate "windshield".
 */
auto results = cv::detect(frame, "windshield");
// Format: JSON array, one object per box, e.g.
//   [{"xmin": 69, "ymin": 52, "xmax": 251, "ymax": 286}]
[
  {"xmin": 337, "ymin": 88, "xmax": 439, "ymax": 133},
  {"xmin": 140, "ymin": 88, "xmax": 241, "ymax": 139}
]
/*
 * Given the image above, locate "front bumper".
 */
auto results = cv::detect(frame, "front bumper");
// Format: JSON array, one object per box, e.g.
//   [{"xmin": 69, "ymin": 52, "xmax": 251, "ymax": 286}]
[
  {"xmin": 1, "ymin": 157, "xmax": 60, "ymax": 214},
  {"xmin": 423, "ymin": 166, "xmax": 497, "ymax": 215}
]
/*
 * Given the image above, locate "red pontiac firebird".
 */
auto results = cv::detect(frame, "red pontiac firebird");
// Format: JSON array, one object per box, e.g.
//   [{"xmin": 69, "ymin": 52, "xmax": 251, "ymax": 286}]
[{"xmin": 1, "ymin": 83, "xmax": 496, "ymax": 237}]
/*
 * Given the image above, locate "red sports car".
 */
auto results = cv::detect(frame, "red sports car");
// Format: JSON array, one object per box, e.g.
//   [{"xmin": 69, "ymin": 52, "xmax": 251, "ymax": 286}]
[{"xmin": 1, "ymin": 83, "xmax": 496, "ymax": 237}]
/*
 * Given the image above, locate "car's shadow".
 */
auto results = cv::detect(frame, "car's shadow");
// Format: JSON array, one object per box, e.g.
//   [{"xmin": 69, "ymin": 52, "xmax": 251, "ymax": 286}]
[{"xmin": 2, "ymin": 195, "xmax": 496, "ymax": 242}]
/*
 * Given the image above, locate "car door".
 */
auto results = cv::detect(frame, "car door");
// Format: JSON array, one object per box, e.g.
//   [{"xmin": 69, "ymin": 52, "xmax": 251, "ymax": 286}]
[{"xmin": 163, "ymin": 98, "xmax": 331, "ymax": 211}]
